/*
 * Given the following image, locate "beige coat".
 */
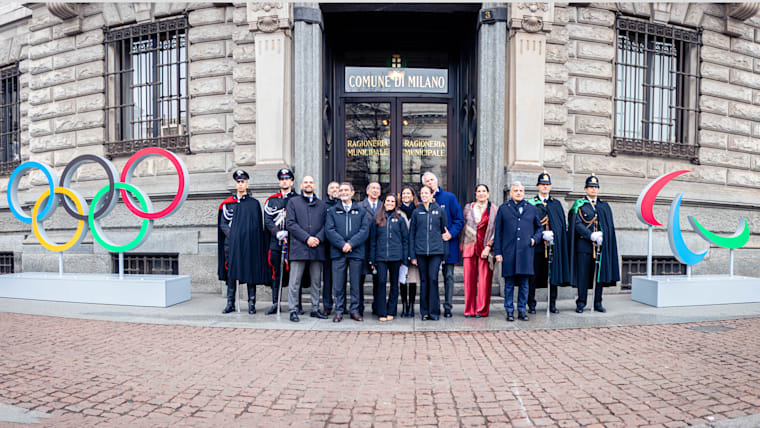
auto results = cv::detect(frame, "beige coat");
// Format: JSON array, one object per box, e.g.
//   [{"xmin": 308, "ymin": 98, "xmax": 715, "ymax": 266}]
[{"xmin": 401, "ymin": 211, "xmax": 420, "ymax": 284}]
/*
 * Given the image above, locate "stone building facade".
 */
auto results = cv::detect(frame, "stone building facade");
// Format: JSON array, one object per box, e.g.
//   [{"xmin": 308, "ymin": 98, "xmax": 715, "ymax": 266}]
[{"xmin": 0, "ymin": 2, "xmax": 758, "ymax": 293}]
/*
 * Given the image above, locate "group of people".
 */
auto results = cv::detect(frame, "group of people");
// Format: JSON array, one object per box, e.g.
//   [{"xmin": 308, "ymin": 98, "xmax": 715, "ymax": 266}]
[{"xmin": 217, "ymin": 167, "xmax": 620, "ymax": 323}]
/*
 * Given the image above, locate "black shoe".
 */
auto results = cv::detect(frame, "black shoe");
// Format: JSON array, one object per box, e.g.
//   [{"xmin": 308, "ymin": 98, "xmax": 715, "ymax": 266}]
[
  {"xmin": 444, "ymin": 309, "xmax": 452, "ymax": 318},
  {"xmin": 528, "ymin": 307, "xmax": 536, "ymax": 314},
  {"xmin": 475, "ymin": 314, "xmax": 483, "ymax": 318},
  {"xmin": 324, "ymin": 308, "xmax": 332, "ymax": 317},
  {"xmin": 248, "ymin": 301, "xmax": 256, "ymax": 314},
  {"xmin": 421, "ymin": 314, "xmax": 431, "ymax": 321},
  {"xmin": 265, "ymin": 304, "xmax": 278, "ymax": 315},
  {"xmin": 310, "ymin": 311, "xmax": 328, "ymax": 319},
  {"xmin": 575, "ymin": 307, "xmax": 584, "ymax": 313},
  {"xmin": 297, "ymin": 306, "xmax": 305, "ymax": 315},
  {"xmin": 222, "ymin": 301, "xmax": 235, "ymax": 314},
  {"xmin": 290, "ymin": 312, "xmax": 299, "ymax": 322},
  {"xmin": 518, "ymin": 312, "xmax": 529, "ymax": 321},
  {"xmin": 594, "ymin": 305, "xmax": 607, "ymax": 313},
  {"xmin": 409, "ymin": 305, "xmax": 415, "ymax": 318},
  {"xmin": 429, "ymin": 314, "xmax": 440, "ymax": 321},
  {"xmin": 506, "ymin": 312, "xmax": 515, "ymax": 322},
  {"xmin": 550, "ymin": 306, "xmax": 560, "ymax": 314}
]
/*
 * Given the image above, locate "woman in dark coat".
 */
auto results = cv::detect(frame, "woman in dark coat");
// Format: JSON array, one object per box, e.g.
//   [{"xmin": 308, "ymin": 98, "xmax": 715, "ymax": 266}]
[
  {"xmin": 369, "ymin": 194, "xmax": 409, "ymax": 321},
  {"xmin": 398, "ymin": 186, "xmax": 420, "ymax": 317},
  {"xmin": 410, "ymin": 185, "xmax": 448, "ymax": 321}
]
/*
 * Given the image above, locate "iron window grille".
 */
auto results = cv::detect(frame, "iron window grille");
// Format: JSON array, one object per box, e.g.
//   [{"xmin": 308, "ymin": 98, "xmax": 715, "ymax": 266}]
[
  {"xmin": 620, "ymin": 256, "xmax": 685, "ymax": 290},
  {"xmin": 613, "ymin": 17, "xmax": 701, "ymax": 163},
  {"xmin": 0, "ymin": 252, "xmax": 14, "ymax": 274},
  {"xmin": 104, "ymin": 17, "xmax": 190, "ymax": 158},
  {"xmin": 111, "ymin": 253, "xmax": 179, "ymax": 275},
  {"xmin": 0, "ymin": 65, "xmax": 20, "ymax": 176}
]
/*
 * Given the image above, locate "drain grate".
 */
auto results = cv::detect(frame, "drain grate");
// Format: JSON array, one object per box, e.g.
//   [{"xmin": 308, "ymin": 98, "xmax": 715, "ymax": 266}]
[{"xmin": 688, "ymin": 325, "xmax": 736, "ymax": 333}]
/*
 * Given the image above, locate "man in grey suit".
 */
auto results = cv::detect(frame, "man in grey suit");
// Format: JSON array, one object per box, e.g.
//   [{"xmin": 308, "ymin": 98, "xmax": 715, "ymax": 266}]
[{"xmin": 358, "ymin": 181, "xmax": 381, "ymax": 316}]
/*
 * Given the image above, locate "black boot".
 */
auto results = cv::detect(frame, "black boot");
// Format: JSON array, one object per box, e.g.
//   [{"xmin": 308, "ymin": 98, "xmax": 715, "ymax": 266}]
[
  {"xmin": 222, "ymin": 281, "xmax": 236, "ymax": 314},
  {"xmin": 247, "ymin": 284, "xmax": 256, "ymax": 314},
  {"xmin": 266, "ymin": 283, "xmax": 279, "ymax": 315},
  {"xmin": 408, "ymin": 283, "xmax": 416, "ymax": 318},
  {"xmin": 400, "ymin": 284, "xmax": 408, "ymax": 318}
]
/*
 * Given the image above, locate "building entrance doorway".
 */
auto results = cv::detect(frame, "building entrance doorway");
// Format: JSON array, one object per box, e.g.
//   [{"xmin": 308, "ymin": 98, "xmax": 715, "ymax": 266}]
[
  {"xmin": 323, "ymin": 5, "xmax": 479, "ymax": 202},
  {"xmin": 344, "ymin": 99, "xmax": 449, "ymax": 200}
]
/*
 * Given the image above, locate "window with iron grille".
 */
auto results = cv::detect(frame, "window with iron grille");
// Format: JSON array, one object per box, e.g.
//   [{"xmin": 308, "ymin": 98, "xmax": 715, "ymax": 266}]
[
  {"xmin": 613, "ymin": 18, "xmax": 701, "ymax": 163},
  {"xmin": 620, "ymin": 256, "xmax": 685, "ymax": 290},
  {"xmin": 104, "ymin": 17, "xmax": 189, "ymax": 158},
  {"xmin": 111, "ymin": 253, "xmax": 179, "ymax": 275},
  {"xmin": 0, "ymin": 65, "xmax": 20, "ymax": 176},
  {"xmin": 0, "ymin": 252, "xmax": 14, "ymax": 274}
]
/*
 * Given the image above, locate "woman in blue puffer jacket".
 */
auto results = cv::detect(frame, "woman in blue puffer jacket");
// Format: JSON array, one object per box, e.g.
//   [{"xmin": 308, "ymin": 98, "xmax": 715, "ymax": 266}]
[
  {"xmin": 369, "ymin": 194, "xmax": 409, "ymax": 321},
  {"xmin": 410, "ymin": 185, "xmax": 449, "ymax": 321}
]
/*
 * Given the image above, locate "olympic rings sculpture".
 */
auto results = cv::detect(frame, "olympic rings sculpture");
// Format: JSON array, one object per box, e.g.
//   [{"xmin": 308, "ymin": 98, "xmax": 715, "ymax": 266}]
[{"xmin": 6, "ymin": 147, "xmax": 189, "ymax": 253}]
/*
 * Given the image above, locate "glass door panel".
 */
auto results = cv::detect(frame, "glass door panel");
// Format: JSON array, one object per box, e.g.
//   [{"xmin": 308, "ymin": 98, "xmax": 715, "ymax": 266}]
[
  {"xmin": 401, "ymin": 103, "xmax": 447, "ymax": 194},
  {"xmin": 345, "ymin": 102, "xmax": 392, "ymax": 201}
]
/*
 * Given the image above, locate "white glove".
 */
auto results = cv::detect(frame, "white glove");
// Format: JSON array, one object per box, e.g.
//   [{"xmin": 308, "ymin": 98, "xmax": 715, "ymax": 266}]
[
  {"xmin": 542, "ymin": 230, "xmax": 554, "ymax": 243},
  {"xmin": 590, "ymin": 231, "xmax": 603, "ymax": 245},
  {"xmin": 276, "ymin": 231, "xmax": 288, "ymax": 241}
]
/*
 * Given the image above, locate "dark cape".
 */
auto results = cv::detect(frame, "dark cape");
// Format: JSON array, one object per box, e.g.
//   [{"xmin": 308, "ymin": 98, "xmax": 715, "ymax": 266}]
[
  {"xmin": 529, "ymin": 195, "xmax": 571, "ymax": 287},
  {"xmin": 567, "ymin": 198, "xmax": 621, "ymax": 287},
  {"xmin": 217, "ymin": 195, "xmax": 270, "ymax": 285}
]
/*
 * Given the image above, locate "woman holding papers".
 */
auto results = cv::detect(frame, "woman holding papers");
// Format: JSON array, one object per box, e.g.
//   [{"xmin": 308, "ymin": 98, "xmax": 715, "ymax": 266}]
[
  {"xmin": 369, "ymin": 194, "xmax": 409, "ymax": 321},
  {"xmin": 461, "ymin": 184, "xmax": 498, "ymax": 317}
]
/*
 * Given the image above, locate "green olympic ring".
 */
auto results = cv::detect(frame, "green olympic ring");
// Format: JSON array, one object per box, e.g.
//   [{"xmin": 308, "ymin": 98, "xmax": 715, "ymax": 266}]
[{"xmin": 88, "ymin": 182, "xmax": 153, "ymax": 253}]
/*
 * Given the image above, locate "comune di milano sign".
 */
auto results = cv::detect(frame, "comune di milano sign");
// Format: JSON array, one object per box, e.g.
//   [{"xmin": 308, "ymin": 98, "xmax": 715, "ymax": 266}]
[{"xmin": 345, "ymin": 67, "xmax": 448, "ymax": 93}]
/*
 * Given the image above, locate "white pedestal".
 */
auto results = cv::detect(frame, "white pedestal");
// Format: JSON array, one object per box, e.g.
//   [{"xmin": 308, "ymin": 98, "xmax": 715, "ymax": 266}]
[
  {"xmin": 632, "ymin": 275, "xmax": 760, "ymax": 307},
  {"xmin": 0, "ymin": 273, "xmax": 191, "ymax": 307}
]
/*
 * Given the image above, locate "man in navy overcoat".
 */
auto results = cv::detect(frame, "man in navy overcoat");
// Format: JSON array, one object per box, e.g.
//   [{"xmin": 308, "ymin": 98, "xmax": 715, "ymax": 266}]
[{"xmin": 494, "ymin": 182, "xmax": 544, "ymax": 321}]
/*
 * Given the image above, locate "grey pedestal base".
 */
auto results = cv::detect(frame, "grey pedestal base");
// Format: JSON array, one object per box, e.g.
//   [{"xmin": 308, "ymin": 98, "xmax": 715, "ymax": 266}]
[
  {"xmin": 632, "ymin": 275, "xmax": 760, "ymax": 307},
  {"xmin": 0, "ymin": 273, "xmax": 191, "ymax": 307}
]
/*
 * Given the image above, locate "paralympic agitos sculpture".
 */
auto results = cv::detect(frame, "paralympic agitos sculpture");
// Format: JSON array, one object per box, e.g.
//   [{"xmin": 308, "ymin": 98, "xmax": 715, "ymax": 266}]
[
  {"xmin": 636, "ymin": 170, "xmax": 750, "ymax": 276},
  {"xmin": 6, "ymin": 147, "xmax": 189, "ymax": 265}
]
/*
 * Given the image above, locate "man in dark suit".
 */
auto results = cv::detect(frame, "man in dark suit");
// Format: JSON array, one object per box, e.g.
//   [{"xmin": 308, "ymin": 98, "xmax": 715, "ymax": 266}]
[
  {"xmin": 322, "ymin": 181, "xmax": 341, "ymax": 315},
  {"xmin": 358, "ymin": 181, "xmax": 381, "ymax": 316},
  {"xmin": 494, "ymin": 182, "xmax": 544, "ymax": 321}
]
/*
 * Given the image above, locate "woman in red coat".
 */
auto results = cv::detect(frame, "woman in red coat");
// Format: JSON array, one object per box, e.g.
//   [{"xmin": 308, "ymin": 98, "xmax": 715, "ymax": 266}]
[{"xmin": 460, "ymin": 184, "xmax": 497, "ymax": 317}]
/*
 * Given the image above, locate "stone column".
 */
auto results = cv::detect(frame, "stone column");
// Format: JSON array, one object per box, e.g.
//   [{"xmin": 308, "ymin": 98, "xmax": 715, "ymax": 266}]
[
  {"xmin": 477, "ymin": 3, "xmax": 508, "ymax": 204},
  {"xmin": 293, "ymin": 3, "xmax": 323, "ymax": 192},
  {"xmin": 506, "ymin": 3, "xmax": 554, "ymax": 175},
  {"xmin": 247, "ymin": 3, "xmax": 293, "ymax": 184}
]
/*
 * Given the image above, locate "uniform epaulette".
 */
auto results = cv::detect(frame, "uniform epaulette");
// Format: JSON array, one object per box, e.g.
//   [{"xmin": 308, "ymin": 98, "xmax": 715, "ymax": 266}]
[
  {"xmin": 218, "ymin": 195, "xmax": 237, "ymax": 211},
  {"xmin": 527, "ymin": 196, "xmax": 541, "ymax": 206},
  {"xmin": 265, "ymin": 192, "xmax": 283, "ymax": 204},
  {"xmin": 570, "ymin": 198, "xmax": 589, "ymax": 214}
]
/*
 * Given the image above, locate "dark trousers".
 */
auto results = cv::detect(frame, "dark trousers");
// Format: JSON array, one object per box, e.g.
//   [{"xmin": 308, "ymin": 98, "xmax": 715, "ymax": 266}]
[
  {"xmin": 376, "ymin": 261, "xmax": 401, "ymax": 317},
  {"xmin": 575, "ymin": 252, "xmax": 604, "ymax": 309},
  {"xmin": 442, "ymin": 263, "xmax": 455, "ymax": 311},
  {"xmin": 323, "ymin": 257, "xmax": 331, "ymax": 310},
  {"xmin": 360, "ymin": 268, "xmax": 378, "ymax": 315},
  {"xmin": 332, "ymin": 257, "xmax": 364, "ymax": 315},
  {"xmin": 528, "ymin": 249, "xmax": 558, "ymax": 309},
  {"xmin": 504, "ymin": 275, "xmax": 529, "ymax": 313},
  {"xmin": 418, "ymin": 255, "xmax": 442, "ymax": 317}
]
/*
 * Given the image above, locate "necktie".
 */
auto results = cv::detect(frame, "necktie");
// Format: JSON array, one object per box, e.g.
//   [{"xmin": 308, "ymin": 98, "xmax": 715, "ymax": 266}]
[{"xmin": 372, "ymin": 202, "xmax": 376, "ymax": 212}]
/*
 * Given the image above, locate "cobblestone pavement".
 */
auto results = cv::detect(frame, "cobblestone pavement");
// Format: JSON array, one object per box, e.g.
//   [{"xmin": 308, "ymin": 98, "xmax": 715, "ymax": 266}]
[{"xmin": 0, "ymin": 313, "xmax": 758, "ymax": 427}]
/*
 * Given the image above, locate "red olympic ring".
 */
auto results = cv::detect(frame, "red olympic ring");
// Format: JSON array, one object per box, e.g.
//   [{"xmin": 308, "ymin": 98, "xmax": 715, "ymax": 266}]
[{"xmin": 120, "ymin": 147, "xmax": 190, "ymax": 220}]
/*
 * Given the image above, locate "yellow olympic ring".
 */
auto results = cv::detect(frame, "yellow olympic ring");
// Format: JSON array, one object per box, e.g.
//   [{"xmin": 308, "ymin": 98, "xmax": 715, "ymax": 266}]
[{"xmin": 32, "ymin": 187, "xmax": 88, "ymax": 252}]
